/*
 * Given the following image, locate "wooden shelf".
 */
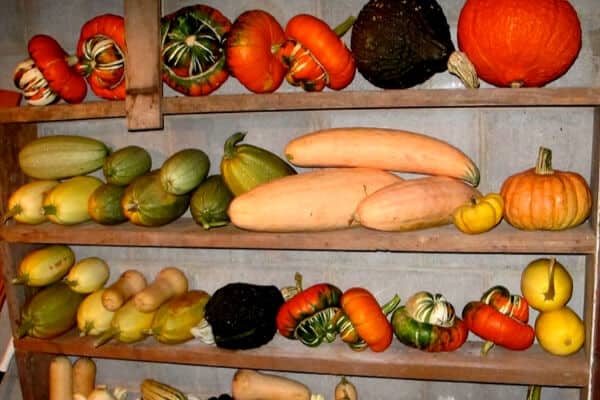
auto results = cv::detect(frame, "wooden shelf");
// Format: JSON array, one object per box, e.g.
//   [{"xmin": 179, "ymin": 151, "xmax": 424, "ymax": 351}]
[
  {"xmin": 0, "ymin": 220, "xmax": 594, "ymax": 254},
  {"xmin": 1, "ymin": 87, "xmax": 599, "ymax": 124},
  {"xmin": 14, "ymin": 332, "xmax": 587, "ymax": 387}
]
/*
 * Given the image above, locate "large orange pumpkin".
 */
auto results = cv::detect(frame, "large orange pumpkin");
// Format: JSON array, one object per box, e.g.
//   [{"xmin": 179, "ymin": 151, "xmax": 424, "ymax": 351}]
[
  {"xmin": 457, "ymin": 0, "xmax": 581, "ymax": 87},
  {"xmin": 500, "ymin": 147, "xmax": 592, "ymax": 230}
]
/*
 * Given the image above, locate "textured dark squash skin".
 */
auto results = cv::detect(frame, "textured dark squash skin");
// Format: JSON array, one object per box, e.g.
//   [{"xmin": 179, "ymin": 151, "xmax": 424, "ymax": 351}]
[
  {"xmin": 205, "ymin": 283, "xmax": 284, "ymax": 349},
  {"xmin": 351, "ymin": 0, "xmax": 455, "ymax": 89}
]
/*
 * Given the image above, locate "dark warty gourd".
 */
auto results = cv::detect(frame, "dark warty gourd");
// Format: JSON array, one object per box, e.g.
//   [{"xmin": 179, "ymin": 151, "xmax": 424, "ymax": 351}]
[{"xmin": 350, "ymin": 0, "xmax": 478, "ymax": 89}]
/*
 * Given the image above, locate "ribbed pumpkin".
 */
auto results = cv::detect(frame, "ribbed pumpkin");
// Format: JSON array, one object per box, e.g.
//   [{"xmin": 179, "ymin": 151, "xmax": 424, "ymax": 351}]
[
  {"xmin": 500, "ymin": 147, "xmax": 592, "ymax": 230},
  {"xmin": 457, "ymin": 0, "xmax": 581, "ymax": 87}
]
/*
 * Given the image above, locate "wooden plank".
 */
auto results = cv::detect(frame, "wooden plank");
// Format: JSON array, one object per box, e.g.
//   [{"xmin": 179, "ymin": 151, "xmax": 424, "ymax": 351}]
[
  {"xmin": 0, "ymin": 124, "xmax": 37, "ymax": 333},
  {"xmin": 15, "ymin": 350, "xmax": 53, "ymax": 400},
  {"xmin": 0, "ymin": 101, "xmax": 125, "ymax": 123},
  {"xmin": 14, "ymin": 333, "xmax": 588, "ymax": 387},
  {"xmin": 124, "ymin": 0, "xmax": 163, "ymax": 130},
  {"xmin": 582, "ymin": 107, "xmax": 600, "ymax": 400},
  {"xmin": 1, "ymin": 88, "xmax": 600, "ymax": 124},
  {"xmin": 0, "ymin": 220, "xmax": 595, "ymax": 254},
  {"xmin": 162, "ymin": 87, "xmax": 600, "ymax": 115}
]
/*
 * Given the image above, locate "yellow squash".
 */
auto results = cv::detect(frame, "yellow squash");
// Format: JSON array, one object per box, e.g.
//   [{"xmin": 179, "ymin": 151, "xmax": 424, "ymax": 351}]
[
  {"xmin": 13, "ymin": 245, "xmax": 75, "ymax": 287},
  {"xmin": 452, "ymin": 193, "xmax": 504, "ymax": 234},
  {"xmin": 2, "ymin": 180, "xmax": 59, "ymax": 224},
  {"xmin": 43, "ymin": 176, "xmax": 103, "ymax": 225}
]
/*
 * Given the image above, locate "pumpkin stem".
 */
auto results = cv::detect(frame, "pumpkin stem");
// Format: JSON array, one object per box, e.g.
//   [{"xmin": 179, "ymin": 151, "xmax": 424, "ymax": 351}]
[
  {"xmin": 223, "ymin": 132, "xmax": 246, "ymax": 160},
  {"xmin": 42, "ymin": 204, "xmax": 56, "ymax": 216},
  {"xmin": 535, "ymin": 147, "xmax": 554, "ymax": 175},
  {"xmin": 526, "ymin": 385, "xmax": 542, "ymax": 400},
  {"xmin": 333, "ymin": 16, "xmax": 356, "ymax": 37},
  {"xmin": 480, "ymin": 340, "xmax": 495, "ymax": 355},
  {"xmin": 510, "ymin": 81, "xmax": 525, "ymax": 89},
  {"xmin": 543, "ymin": 258, "xmax": 557, "ymax": 301},
  {"xmin": 16, "ymin": 320, "xmax": 33, "ymax": 339},
  {"xmin": 447, "ymin": 51, "xmax": 480, "ymax": 89}
]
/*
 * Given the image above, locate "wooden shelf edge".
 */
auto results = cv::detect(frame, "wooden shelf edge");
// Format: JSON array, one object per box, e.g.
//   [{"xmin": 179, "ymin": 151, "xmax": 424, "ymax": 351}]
[
  {"xmin": 14, "ymin": 333, "xmax": 587, "ymax": 387},
  {"xmin": 1, "ymin": 87, "xmax": 599, "ymax": 124},
  {"xmin": 0, "ymin": 220, "xmax": 594, "ymax": 254}
]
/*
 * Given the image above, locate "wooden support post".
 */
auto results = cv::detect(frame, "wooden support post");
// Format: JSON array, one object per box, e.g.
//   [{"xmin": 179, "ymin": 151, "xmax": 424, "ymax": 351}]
[{"xmin": 124, "ymin": 0, "xmax": 163, "ymax": 131}]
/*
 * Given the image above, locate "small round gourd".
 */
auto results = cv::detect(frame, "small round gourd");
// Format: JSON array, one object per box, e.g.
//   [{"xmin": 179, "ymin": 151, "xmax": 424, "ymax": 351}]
[{"xmin": 500, "ymin": 147, "xmax": 592, "ymax": 230}]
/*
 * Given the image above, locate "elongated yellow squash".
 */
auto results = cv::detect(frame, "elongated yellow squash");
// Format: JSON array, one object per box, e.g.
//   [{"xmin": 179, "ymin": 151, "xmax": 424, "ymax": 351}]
[
  {"xmin": 285, "ymin": 127, "xmax": 480, "ymax": 186},
  {"xmin": 228, "ymin": 167, "xmax": 401, "ymax": 232},
  {"xmin": 355, "ymin": 176, "xmax": 482, "ymax": 231}
]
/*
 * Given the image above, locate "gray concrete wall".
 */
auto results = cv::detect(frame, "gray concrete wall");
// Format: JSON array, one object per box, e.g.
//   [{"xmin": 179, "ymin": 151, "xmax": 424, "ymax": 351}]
[{"xmin": 1, "ymin": 0, "xmax": 599, "ymax": 399}]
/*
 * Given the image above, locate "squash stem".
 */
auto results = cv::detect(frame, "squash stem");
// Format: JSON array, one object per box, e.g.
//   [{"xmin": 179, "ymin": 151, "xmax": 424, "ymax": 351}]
[
  {"xmin": 11, "ymin": 274, "xmax": 28, "ymax": 285},
  {"xmin": 526, "ymin": 385, "xmax": 542, "ymax": 400},
  {"xmin": 93, "ymin": 327, "xmax": 118, "ymax": 348},
  {"xmin": 480, "ymin": 340, "xmax": 495, "ymax": 355},
  {"xmin": 544, "ymin": 258, "xmax": 556, "ymax": 301},
  {"xmin": 447, "ymin": 51, "xmax": 480, "ymax": 89},
  {"xmin": 16, "ymin": 320, "xmax": 32, "ymax": 338},
  {"xmin": 42, "ymin": 204, "xmax": 56, "ymax": 216},
  {"xmin": 198, "ymin": 216, "xmax": 229, "ymax": 230},
  {"xmin": 333, "ymin": 16, "xmax": 356, "ymax": 37},
  {"xmin": 535, "ymin": 147, "xmax": 554, "ymax": 175},
  {"xmin": 382, "ymin": 294, "xmax": 401, "ymax": 315},
  {"xmin": 223, "ymin": 132, "xmax": 246, "ymax": 159},
  {"xmin": 1, "ymin": 205, "xmax": 20, "ymax": 224}
]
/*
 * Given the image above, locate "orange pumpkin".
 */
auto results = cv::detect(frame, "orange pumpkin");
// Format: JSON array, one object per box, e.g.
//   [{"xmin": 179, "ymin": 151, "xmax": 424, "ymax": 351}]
[
  {"xmin": 457, "ymin": 0, "xmax": 581, "ymax": 87},
  {"xmin": 226, "ymin": 10, "xmax": 287, "ymax": 94},
  {"xmin": 277, "ymin": 14, "xmax": 355, "ymax": 91},
  {"xmin": 500, "ymin": 147, "xmax": 592, "ymax": 230}
]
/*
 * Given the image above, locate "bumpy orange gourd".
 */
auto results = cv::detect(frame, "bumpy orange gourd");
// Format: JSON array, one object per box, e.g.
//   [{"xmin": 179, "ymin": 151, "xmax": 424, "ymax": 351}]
[
  {"xmin": 500, "ymin": 147, "xmax": 591, "ymax": 230},
  {"xmin": 457, "ymin": 0, "xmax": 581, "ymax": 87}
]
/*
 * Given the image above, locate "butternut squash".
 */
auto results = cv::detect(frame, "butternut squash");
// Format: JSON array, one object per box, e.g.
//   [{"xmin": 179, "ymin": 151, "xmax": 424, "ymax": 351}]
[
  {"xmin": 228, "ymin": 167, "xmax": 402, "ymax": 232},
  {"xmin": 101, "ymin": 269, "xmax": 147, "ymax": 311},
  {"xmin": 72, "ymin": 357, "xmax": 96, "ymax": 398},
  {"xmin": 232, "ymin": 369, "xmax": 323, "ymax": 400},
  {"xmin": 355, "ymin": 176, "xmax": 482, "ymax": 231},
  {"xmin": 285, "ymin": 127, "xmax": 480, "ymax": 187},
  {"xmin": 49, "ymin": 356, "xmax": 73, "ymax": 400},
  {"xmin": 133, "ymin": 267, "xmax": 188, "ymax": 312}
]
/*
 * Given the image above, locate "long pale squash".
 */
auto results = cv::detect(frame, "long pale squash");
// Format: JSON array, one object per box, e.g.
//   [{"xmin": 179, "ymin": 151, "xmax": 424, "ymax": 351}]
[
  {"xmin": 355, "ymin": 176, "xmax": 482, "ymax": 231},
  {"xmin": 19, "ymin": 135, "xmax": 109, "ymax": 180},
  {"xmin": 285, "ymin": 127, "xmax": 480, "ymax": 187},
  {"xmin": 228, "ymin": 167, "xmax": 401, "ymax": 232}
]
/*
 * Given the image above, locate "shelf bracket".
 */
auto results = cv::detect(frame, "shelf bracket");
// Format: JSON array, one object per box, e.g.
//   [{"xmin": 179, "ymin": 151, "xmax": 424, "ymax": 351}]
[{"xmin": 124, "ymin": 0, "xmax": 163, "ymax": 131}]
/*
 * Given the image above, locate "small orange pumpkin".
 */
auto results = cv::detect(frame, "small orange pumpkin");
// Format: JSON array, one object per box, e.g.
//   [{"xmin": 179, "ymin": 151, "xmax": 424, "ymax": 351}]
[
  {"xmin": 457, "ymin": 0, "xmax": 581, "ymax": 87},
  {"xmin": 500, "ymin": 147, "xmax": 592, "ymax": 230}
]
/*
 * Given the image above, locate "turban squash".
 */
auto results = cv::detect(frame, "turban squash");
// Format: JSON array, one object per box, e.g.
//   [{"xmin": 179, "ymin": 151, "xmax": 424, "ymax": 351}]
[{"xmin": 457, "ymin": 0, "xmax": 582, "ymax": 87}]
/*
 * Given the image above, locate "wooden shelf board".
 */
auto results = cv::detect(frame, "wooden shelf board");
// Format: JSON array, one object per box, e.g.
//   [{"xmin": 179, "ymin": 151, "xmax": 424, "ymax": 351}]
[
  {"xmin": 0, "ymin": 220, "xmax": 594, "ymax": 254},
  {"xmin": 1, "ymin": 88, "xmax": 599, "ymax": 123},
  {"xmin": 14, "ymin": 333, "xmax": 587, "ymax": 387}
]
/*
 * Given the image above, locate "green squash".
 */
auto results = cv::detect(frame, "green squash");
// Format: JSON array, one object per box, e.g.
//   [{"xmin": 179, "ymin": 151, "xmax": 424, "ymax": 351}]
[
  {"xmin": 190, "ymin": 175, "xmax": 233, "ymax": 229},
  {"xmin": 17, "ymin": 282, "xmax": 85, "ymax": 339},
  {"xmin": 103, "ymin": 145, "xmax": 152, "ymax": 186},
  {"xmin": 220, "ymin": 132, "xmax": 296, "ymax": 196},
  {"xmin": 122, "ymin": 173, "xmax": 190, "ymax": 227},
  {"xmin": 159, "ymin": 148, "xmax": 210, "ymax": 195},
  {"xmin": 88, "ymin": 183, "xmax": 127, "ymax": 225}
]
